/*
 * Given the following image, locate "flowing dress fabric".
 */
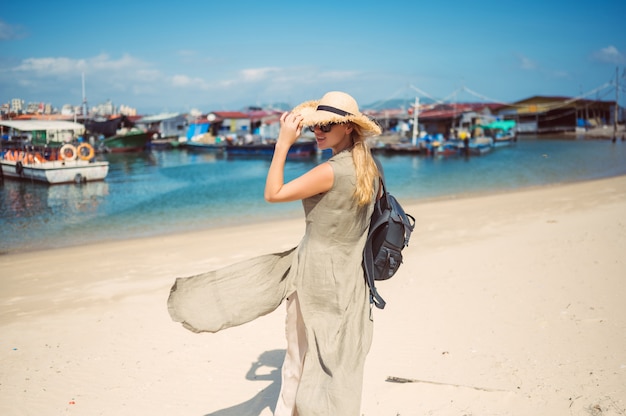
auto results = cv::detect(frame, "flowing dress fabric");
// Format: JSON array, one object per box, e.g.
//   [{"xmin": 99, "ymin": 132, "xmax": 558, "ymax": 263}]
[{"xmin": 167, "ymin": 150, "xmax": 375, "ymax": 415}]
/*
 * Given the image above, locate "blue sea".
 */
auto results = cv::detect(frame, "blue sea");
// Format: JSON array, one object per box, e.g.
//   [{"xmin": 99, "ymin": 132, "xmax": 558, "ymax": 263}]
[{"xmin": 1, "ymin": 136, "xmax": 625, "ymax": 254}]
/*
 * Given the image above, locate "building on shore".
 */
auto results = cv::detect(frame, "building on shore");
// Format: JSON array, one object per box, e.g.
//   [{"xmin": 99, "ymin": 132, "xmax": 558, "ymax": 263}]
[
  {"xmin": 369, "ymin": 102, "xmax": 506, "ymax": 139},
  {"xmin": 367, "ymin": 95, "xmax": 622, "ymax": 139},
  {"xmin": 134, "ymin": 113, "xmax": 189, "ymax": 140},
  {"xmin": 496, "ymin": 96, "xmax": 619, "ymax": 135}
]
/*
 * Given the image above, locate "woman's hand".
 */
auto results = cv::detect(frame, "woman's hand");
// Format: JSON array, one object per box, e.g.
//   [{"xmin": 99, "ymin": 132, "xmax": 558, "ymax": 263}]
[
  {"xmin": 265, "ymin": 111, "xmax": 333, "ymax": 203},
  {"xmin": 276, "ymin": 111, "xmax": 303, "ymax": 149}
]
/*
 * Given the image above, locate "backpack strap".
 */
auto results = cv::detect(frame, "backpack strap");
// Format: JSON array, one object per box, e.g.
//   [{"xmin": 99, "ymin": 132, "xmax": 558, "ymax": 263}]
[
  {"xmin": 364, "ymin": 156, "xmax": 388, "ymax": 309},
  {"xmin": 375, "ymin": 155, "xmax": 415, "ymax": 246},
  {"xmin": 363, "ymin": 214, "xmax": 388, "ymax": 309}
]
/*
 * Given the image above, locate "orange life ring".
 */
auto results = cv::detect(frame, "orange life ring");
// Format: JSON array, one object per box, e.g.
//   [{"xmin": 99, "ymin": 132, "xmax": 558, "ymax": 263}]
[
  {"xmin": 60, "ymin": 144, "xmax": 77, "ymax": 161},
  {"xmin": 76, "ymin": 143, "xmax": 95, "ymax": 161}
]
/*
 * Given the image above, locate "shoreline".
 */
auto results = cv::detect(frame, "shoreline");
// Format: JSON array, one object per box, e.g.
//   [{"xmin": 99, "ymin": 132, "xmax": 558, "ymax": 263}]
[
  {"xmin": 3, "ymin": 171, "xmax": 626, "ymax": 256},
  {"xmin": 560, "ymin": 124, "xmax": 625, "ymax": 140},
  {"xmin": 1, "ymin": 174, "xmax": 625, "ymax": 415}
]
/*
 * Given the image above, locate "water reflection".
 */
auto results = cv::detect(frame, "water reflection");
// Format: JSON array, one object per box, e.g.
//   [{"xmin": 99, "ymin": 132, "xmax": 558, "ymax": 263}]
[
  {"xmin": 104, "ymin": 150, "xmax": 159, "ymax": 174},
  {"xmin": 46, "ymin": 181, "xmax": 110, "ymax": 212},
  {"xmin": 1, "ymin": 181, "xmax": 50, "ymax": 218},
  {"xmin": 0, "ymin": 180, "xmax": 110, "ymax": 252}
]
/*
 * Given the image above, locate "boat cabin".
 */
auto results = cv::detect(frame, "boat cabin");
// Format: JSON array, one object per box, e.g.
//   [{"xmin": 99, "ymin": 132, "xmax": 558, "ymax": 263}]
[{"xmin": 0, "ymin": 120, "xmax": 86, "ymax": 147}]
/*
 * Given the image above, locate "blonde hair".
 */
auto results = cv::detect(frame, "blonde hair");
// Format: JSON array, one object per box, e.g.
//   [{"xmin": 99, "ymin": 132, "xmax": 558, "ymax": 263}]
[{"xmin": 350, "ymin": 124, "xmax": 379, "ymax": 206}]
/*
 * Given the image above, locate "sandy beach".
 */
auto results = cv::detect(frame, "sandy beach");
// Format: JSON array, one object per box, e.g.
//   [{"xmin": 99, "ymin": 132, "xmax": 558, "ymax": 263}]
[{"xmin": 1, "ymin": 175, "xmax": 625, "ymax": 416}]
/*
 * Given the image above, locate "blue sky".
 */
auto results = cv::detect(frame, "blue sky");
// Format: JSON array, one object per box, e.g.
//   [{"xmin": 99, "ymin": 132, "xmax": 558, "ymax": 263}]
[{"xmin": 1, "ymin": 0, "xmax": 625, "ymax": 114}]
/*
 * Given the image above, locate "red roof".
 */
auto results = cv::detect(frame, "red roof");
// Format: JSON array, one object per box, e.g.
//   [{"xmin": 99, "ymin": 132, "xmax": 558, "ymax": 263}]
[
  {"xmin": 211, "ymin": 111, "xmax": 249, "ymax": 119},
  {"xmin": 418, "ymin": 103, "xmax": 503, "ymax": 120},
  {"xmin": 13, "ymin": 114, "xmax": 74, "ymax": 120},
  {"xmin": 246, "ymin": 109, "xmax": 283, "ymax": 122}
]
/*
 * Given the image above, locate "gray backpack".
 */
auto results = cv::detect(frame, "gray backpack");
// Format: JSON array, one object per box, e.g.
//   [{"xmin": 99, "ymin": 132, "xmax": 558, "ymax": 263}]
[{"xmin": 363, "ymin": 158, "xmax": 415, "ymax": 309}]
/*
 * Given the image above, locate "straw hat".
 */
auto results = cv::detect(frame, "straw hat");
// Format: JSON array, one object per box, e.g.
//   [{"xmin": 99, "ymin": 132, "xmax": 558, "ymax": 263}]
[{"xmin": 292, "ymin": 91, "xmax": 382, "ymax": 136}]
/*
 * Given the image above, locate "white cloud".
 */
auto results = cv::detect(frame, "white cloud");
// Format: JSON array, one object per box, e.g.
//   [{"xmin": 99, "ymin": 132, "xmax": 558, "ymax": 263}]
[
  {"xmin": 170, "ymin": 67, "xmax": 288, "ymax": 93},
  {"xmin": 13, "ymin": 53, "xmax": 150, "ymax": 77},
  {"xmin": 171, "ymin": 74, "xmax": 209, "ymax": 88},
  {"xmin": 3, "ymin": 52, "xmax": 373, "ymax": 112},
  {"xmin": 236, "ymin": 66, "xmax": 361, "ymax": 87},
  {"xmin": 90, "ymin": 53, "xmax": 143, "ymax": 71},
  {"xmin": 170, "ymin": 74, "xmax": 223, "ymax": 94},
  {"xmin": 319, "ymin": 70, "xmax": 360, "ymax": 80},
  {"xmin": 240, "ymin": 67, "xmax": 281, "ymax": 82},
  {"xmin": 171, "ymin": 74, "xmax": 194, "ymax": 86},
  {"xmin": 516, "ymin": 53, "xmax": 537, "ymax": 70},
  {"xmin": 591, "ymin": 45, "xmax": 626, "ymax": 64},
  {"xmin": 15, "ymin": 57, "xmax": 78, "ymax": 75},
  {"xmin": 511, "ymin": 53, "xmax": 569, "ymax": 79}
]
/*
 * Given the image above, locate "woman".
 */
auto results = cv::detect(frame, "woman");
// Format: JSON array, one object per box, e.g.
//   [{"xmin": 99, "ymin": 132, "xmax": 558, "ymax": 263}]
[{"xmin": 168, "ymin": 91, "xmax": 382, "ymax": 415}]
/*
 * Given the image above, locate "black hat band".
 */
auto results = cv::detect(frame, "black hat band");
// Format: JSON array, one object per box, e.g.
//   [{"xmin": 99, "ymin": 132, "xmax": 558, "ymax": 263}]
[{"xmin": 316, "ymin": 105, "xmax": 353, "ymax": 117}]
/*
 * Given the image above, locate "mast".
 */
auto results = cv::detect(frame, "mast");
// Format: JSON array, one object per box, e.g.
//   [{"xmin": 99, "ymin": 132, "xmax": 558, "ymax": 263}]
[
  {"xmin": 614, "ymin": 66, "xmax": 619, "ymax": 142},
  {"xmin": 411, "ymin": 96, "xmax": 419, "ymax": 146},
  {"xmin": 82, "ymin": 72, "xmax": 88, "ymax": 120}
]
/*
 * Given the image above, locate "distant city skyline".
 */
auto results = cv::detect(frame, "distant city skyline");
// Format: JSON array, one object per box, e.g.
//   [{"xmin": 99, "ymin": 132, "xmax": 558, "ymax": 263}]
[
  {"xmin": 5, "ymin": 96, "xmax": 139, "ymax": 117},
  {"xmin": 1, "ymin": 0, "xmax": 625, "ymax": 115}
]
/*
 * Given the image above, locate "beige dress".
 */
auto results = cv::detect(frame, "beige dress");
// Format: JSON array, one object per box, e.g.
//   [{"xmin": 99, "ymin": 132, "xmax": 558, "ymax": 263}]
[{"xmin": 167, "ymin": 149, "xmax": 375, "ymax": 415}]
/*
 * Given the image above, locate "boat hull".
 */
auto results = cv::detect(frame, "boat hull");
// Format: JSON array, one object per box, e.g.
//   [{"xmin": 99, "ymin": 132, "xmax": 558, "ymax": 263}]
[
  {"xmin": 225, "ymin": 141, "xmax": 317, "ymax": 158},
  {"xmin": 101, "ymin": 131, "xmax": 151, "ymax": 153},
  {"xmin": 183, "ymin": 141, "xmax": 226, "ymax": 152},
  {"xmin": 493, "ymin": 138, "xmax": 514, "ymax": 147},
  {"xmin": 435, "ymin": 142, "xmax": 461, "ymax": 156},
  {"xmin": 149, "ymin": 138, "xmax": 184, "ymax": 149},
  {"xmin": 468, "ymin": 144, "xmax": 492, "ymax": 155},
  {"xmin": 372, "ymin": 143, "xmax": 424, "ymax": 155},
  {"xmin": 1, "ymin": 159, "xmax": 109, "ymax": 184}
]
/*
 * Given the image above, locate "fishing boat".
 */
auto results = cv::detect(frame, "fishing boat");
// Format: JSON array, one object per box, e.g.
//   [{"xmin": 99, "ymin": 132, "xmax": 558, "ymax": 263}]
[
  {"xmin": 371, "ymin": 142, "xmax": 423, "ymax": 155},
  {"xmin": 183, "ymin": 141, "xmax": 226, "ymax": 152},
  {"xmin": 476, "ymin": 120, "xmax": 517, "ymax": 148},
  {"xmin": 225, "ymin": 140, "xmax": 317, "ymax": 158},
  {"xmin": 98, "ymin": 128, "xmax": 151, "ymax": 153},
  {"xmin": 467, "ymin": 136, "xmax": 494, "ymax": 155},
  {"xmin": 181, "ymin": 130, "xmax": 226, "ymax": 152},
  {"xmin": 434, "ymin": 140, "xmax": 462, "ymax": 156},
  {"xmin": 1, "ymin": 144, "xmax": 109, "ymax": 184}
]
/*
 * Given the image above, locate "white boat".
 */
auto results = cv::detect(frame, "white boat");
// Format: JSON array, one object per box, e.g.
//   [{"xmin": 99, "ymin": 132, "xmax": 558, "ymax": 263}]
[
  {"xmin": 479, "ymin": 120, "xmax": 517, "ymax": 148},
  {"xmin": 1, "ymin": 159, "xmax": 109, "ymax": 184},
  {"xmin": 466, "ymin": 136, "xmax": 494, "ymax": 155}
]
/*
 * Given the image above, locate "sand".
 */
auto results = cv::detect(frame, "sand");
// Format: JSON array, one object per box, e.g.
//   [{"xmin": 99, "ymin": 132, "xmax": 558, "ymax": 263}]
[{"xmin": 1, "ymin": 175, "xmax": 625, "ymax": 416}]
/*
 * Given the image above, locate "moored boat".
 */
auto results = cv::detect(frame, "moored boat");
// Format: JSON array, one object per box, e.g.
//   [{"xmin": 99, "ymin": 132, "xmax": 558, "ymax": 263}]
[
  {"xmin": 98, "ymin": 129, "xmax": 151, "ymax": 153},
  {"xmin": 225, "ymin": 140, "xmax": 317, "ymax": 158},
  {"xmin": 375, "ymin": 142, "xmax": 424, "ymax": 155},
  {"xmin": 1, "ymin": 144, "xmax": 109, "ymax": 184},
  {"xmin": 181, "ymin": 131, "xmax": 227, "ymax": 152},
  {"xmin": 183, "ymin": 141, "xmax": 226, "ymax": 152},
  {"xmin": 467, "ymin": 136, "xmax": 494, "ymax": 155},
  {"xmin": 477, "ymin": 120, "xmax": 517, "ymax": 148},
  {"xmin": 434, "ymin": 140, "xmax": 462, "ymax": 156}
]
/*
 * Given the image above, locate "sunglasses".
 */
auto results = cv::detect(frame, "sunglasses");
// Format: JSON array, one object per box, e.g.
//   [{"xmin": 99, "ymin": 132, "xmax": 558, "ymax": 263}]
[{"xmin": 308, "ymin": 123, "xmax": 341, "ymax": 133}]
